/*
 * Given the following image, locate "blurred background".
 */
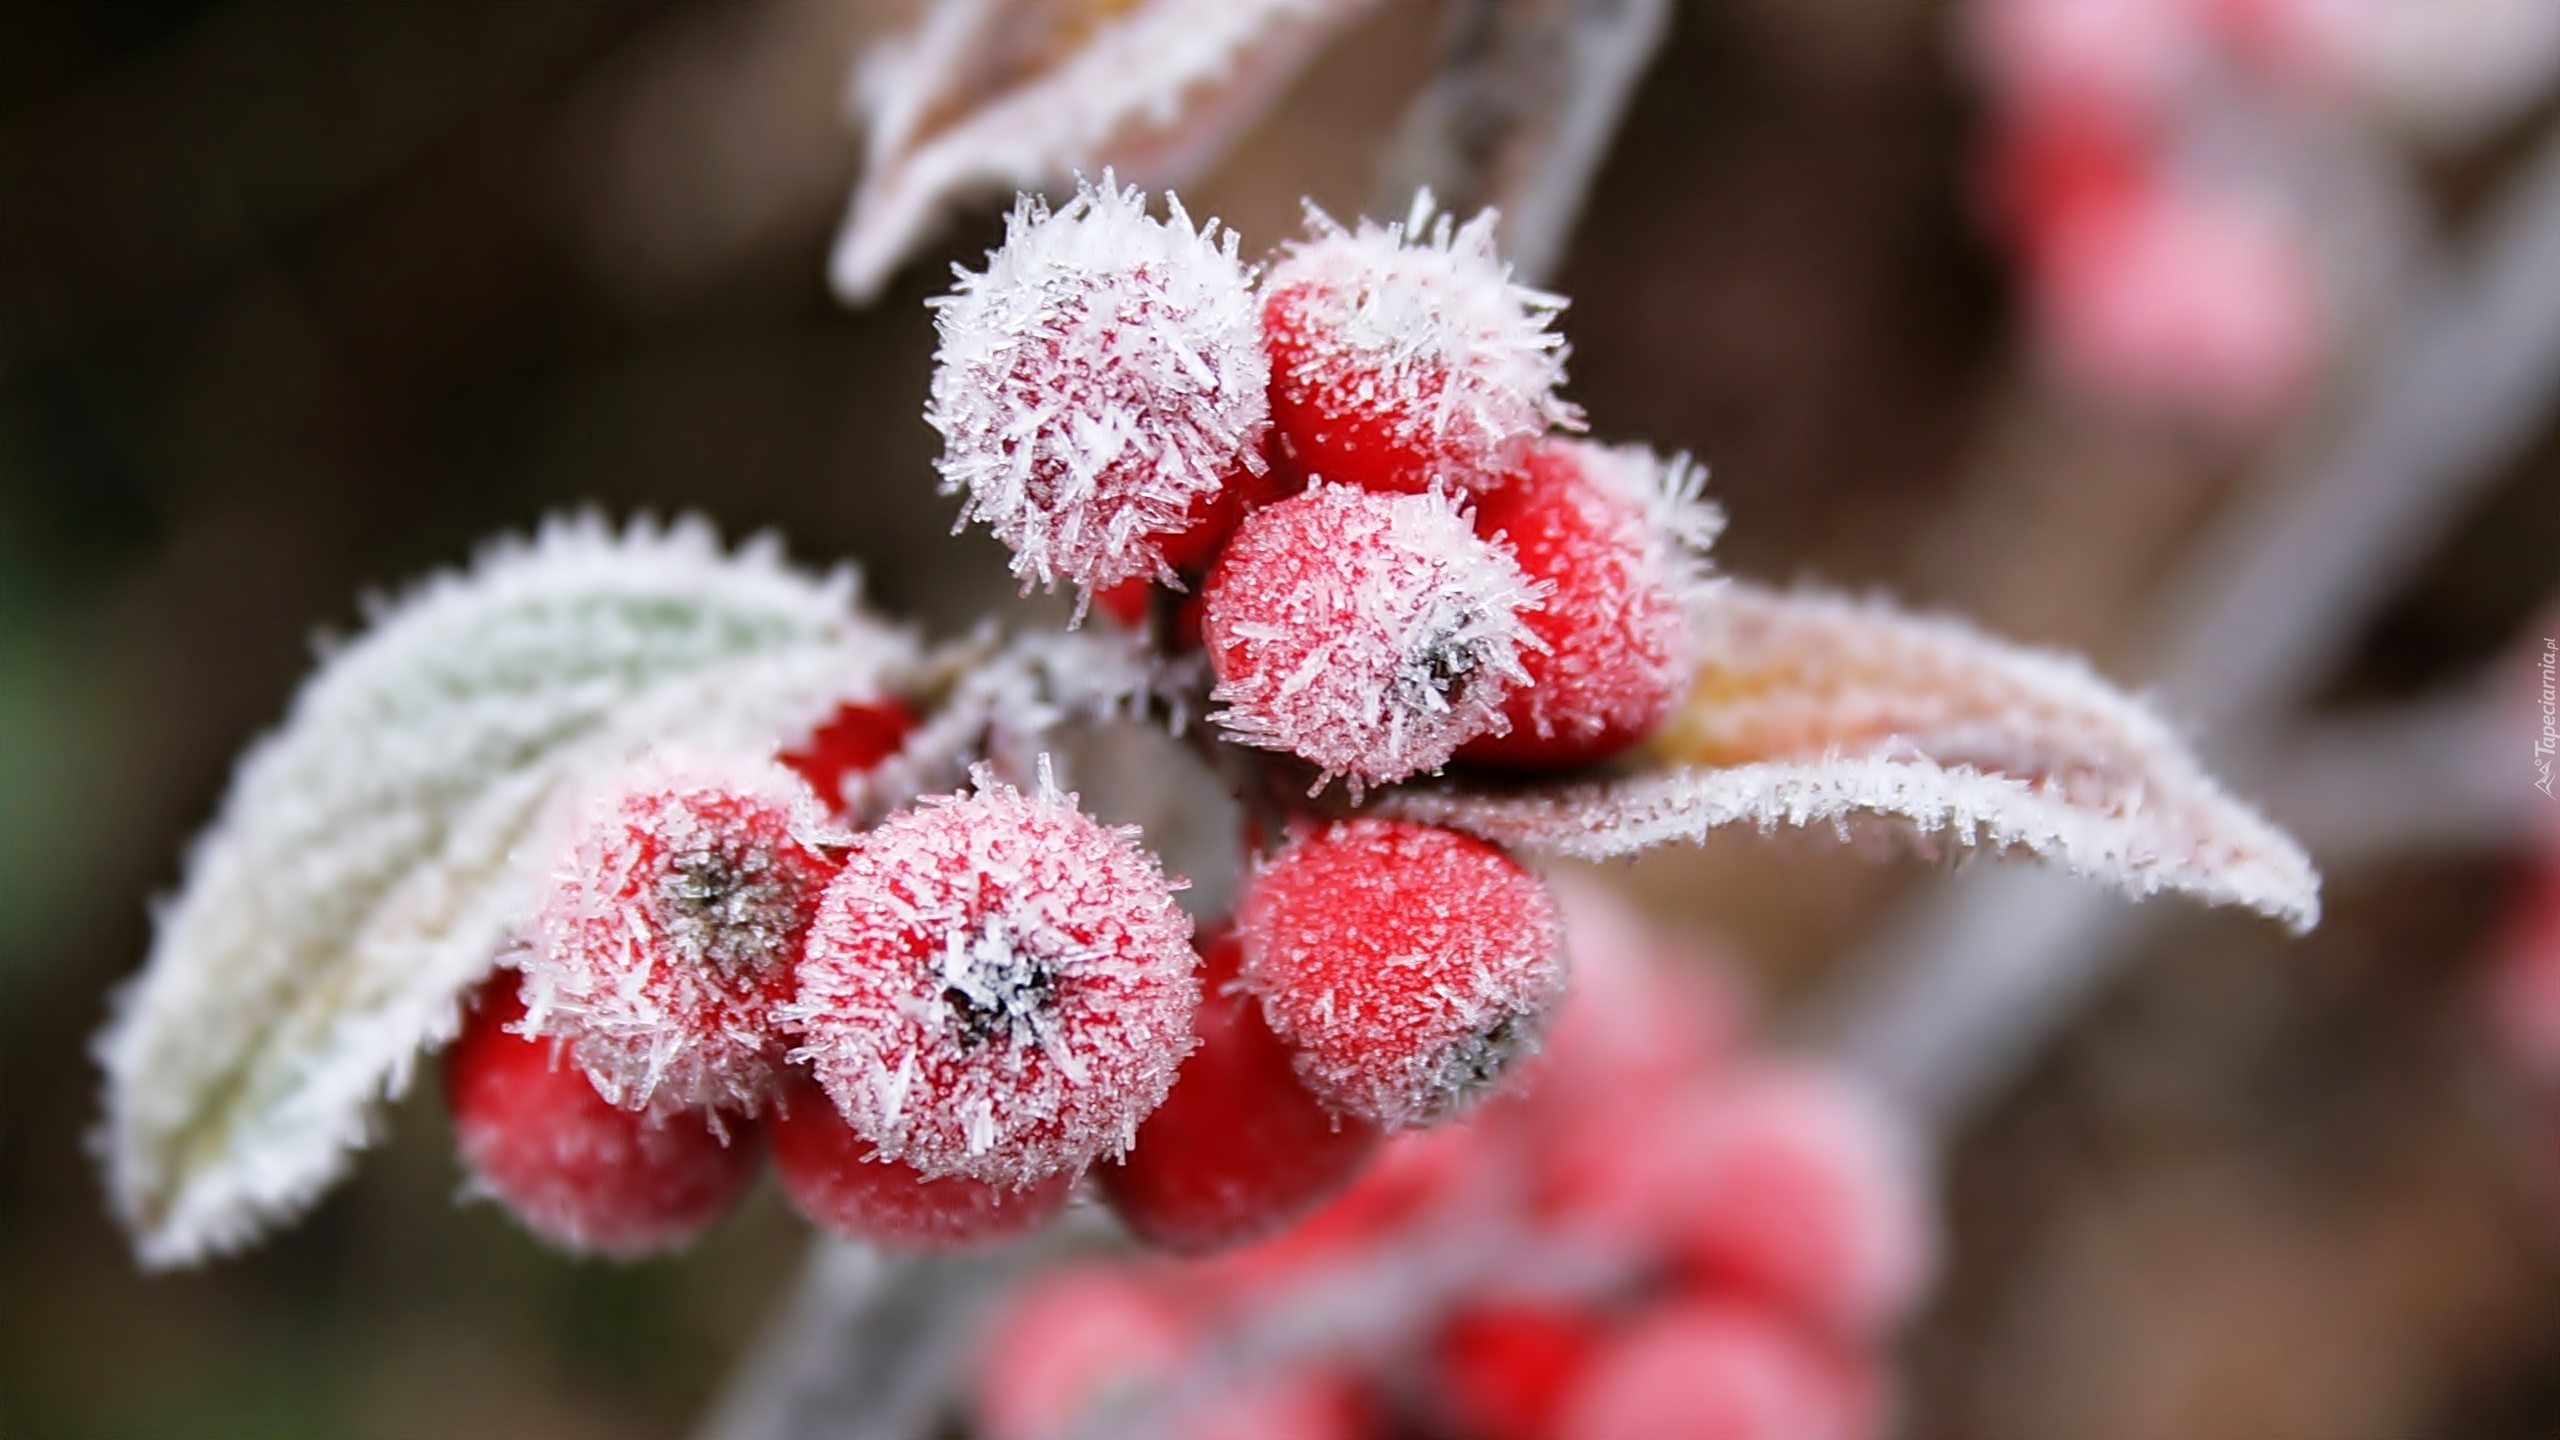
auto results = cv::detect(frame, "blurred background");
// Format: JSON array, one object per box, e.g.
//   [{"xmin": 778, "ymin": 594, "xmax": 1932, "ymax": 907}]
[{"xmin": 5, "ymin": 0, "xmax": 2559, "ymax": 1436}]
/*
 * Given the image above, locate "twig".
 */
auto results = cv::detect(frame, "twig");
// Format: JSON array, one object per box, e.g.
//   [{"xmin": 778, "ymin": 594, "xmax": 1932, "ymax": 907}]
[
  {"xmin": 693, "ymin": 1215, "xmax": 1117, "ymax": 1440},
  {"xmin": 1376, "ymin": 0, "xmax": 1674, "ymax": 284},
  {"xmin": 2258, "ymin": 684, "xmax": 2557, "ymax": 864},
  {"xmin": 1812, "ymin": 115, "xmax": 2560, "ymax": 1140}
]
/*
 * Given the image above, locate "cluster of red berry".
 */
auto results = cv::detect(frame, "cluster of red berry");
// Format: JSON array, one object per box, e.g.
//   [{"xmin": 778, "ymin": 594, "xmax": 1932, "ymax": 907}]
[
  {"xmin": 972, "ymin": 880, "xmax": 1933, "ymax": 1440},
  {"xmin": 929, "ymin": 178, "xmax": 1717, "ymax": 790},
  {"xmin": 443, "ymin": 704, "xmax": 1207, "ymax": 1256},
  {"xmin": 439, "ymin": 178, "xmax": 1723, "ymax": 1267}
]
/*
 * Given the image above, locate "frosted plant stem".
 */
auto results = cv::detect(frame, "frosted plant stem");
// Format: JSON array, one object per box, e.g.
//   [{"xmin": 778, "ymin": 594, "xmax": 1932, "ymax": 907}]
[
  {"xmin": 695, "ymin": 1217, "xmax": 1110, "ymax": 1440},
  {"xmin": 1377, "ymin": 0, "xmax": 1674, "ymax": 285},
  {"xmin": 1813, "ymin": 115, "xmax": 2560, "ymax": 1143}
]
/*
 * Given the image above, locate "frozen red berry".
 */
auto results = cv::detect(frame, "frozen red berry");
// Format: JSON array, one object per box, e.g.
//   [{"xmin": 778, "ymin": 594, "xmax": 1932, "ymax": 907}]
[
  {"xmin": 444, "ymin": 975, "xmax": 759, "ymax": 1258},
  {"xmin": 928, "ymin": 175, "xmax": 1271, "ymax": 596},
  {"xmin": 974, "ymin": 1264, "xmax": 1194, "ymax": 1440},
  {"xmin": 1238, "ymin": 819, "xmax": 1566, "ymax": 1128},
  {"xmin": 1460, "ymin": 440, "xmax": 1717, "ymax": 768},
  {"xmin": 519, "ymin": 752, "xmax": 837, "ymax": 1117},
  {"xmin": 785, "ymin": 765, "xmax": 1199, "ymax": 1187},
  {"xmin": 1102, "ymin": 928, "xmax": 1382, "ymax": 1252},
  {"xmin": 781, "ymin": 697, "xmax": 918, "ymax": 815},
  {"xmin": 1432, "ymin": 1301, "xmax": 1606, "ymax": 1440},
  {"xmin": 1668, "ymin": 1068, "xmax": 1935, "ymax": 1338},
  {"xmin": 771, "ymin": 1070, "xmax": 1070, "ymax": 1251},
  {"xmin": 1553, "ymin": 1300, "xmax": 1876, "ymax": 1440},
  {"xmin": 1262, "ymin": 195, "xmax": 1580, "ymax": 495},
  {"xmin": 1203, "ymin": 485, "xmax": 1546, "ymax": 793}
]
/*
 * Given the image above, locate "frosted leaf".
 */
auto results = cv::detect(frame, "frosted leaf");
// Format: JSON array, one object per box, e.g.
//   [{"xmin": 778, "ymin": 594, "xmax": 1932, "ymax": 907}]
[
  {"xmin": 520, "ymin": 750, "xmax": 839, "ymax": 1120},
  {"xmin": 928, "ymin": 176, "xmax": 1269, "ymax": 594},
  {"xmin": 97, "ymin": 515, "xmax": 918, "ymax": 1268},
  {"xmin": 833, "ymin": 0, "xmax": 1376, "ymax": 303},
  {"xmin": 1383, "ymin": 582, "xmax": 2320, "ymax": 932},
  {"xmin": 785, "ymin": 762, "xmax": 1198, "ymax": 1188},
  {"xmin": 1205, "ymin": 484, "xmax": 1548, "ymax": 796},
  {"xmin": 1262, "ymin": 192, "xmax": 1585, "ymax": 493}
]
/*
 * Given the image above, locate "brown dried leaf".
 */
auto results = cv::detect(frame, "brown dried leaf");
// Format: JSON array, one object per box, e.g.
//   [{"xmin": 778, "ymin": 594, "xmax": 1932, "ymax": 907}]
[
  {"xmin": 1382, "ymin": 583, "xmax": 2320, "ymax": 931},
  {"xmin": 831, "ymin": 0, "xmax": 1378, "ymax": 301}
]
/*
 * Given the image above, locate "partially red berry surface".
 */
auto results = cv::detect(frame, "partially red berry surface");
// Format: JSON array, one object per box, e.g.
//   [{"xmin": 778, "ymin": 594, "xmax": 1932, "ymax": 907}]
[
  {"xmin": 1668, "ymin": 1070, "xmax": 1934, "ymax": 1338},
  {"xmin": 1432, "ymin": 1302, "xmax": 1606, "ymax": 1440},
  {"xmin": 780, "ymin": 697, "xmax": 918, "ymax": 814},
  {"xmin": 444, "ymin": 976, "xmax": 758, "ymax": 1258},
  {"xmin": 973, "ymin": 1265, "xmax": 1194, "ymax": 1440},
  {"xmin": 928, "ymin": 177, "xmax": 1271, "ymax": 594},
  {"xmin": 1102, "ymin": 928, "xmax": 1382, "ymax": 1252},
  {"xmin": 1261, "ymin": 199, "xmax": 1579, "ymax": 496},
  {"xmin": 786, "ymin": 770, "xmax": 1200, "ymax": 1186},
  {"xmin": 1238, "ymin": 819, "xmax": 1567, "ymax": 1128},
  {"xmin": 770, "ymin": 1071, "xmax": 1070, "ymax": 1251},
  {"xmin": 1552, "ymin": 1300, "xmax": 1873, "ymax": 1440},
  {"xmin": 518, "ymin": 753, "xmax": 835, "ymax": 1118},
  {"xmin": 1460, "ymin": 440, "xmax": 1713, "ymax": 768},
  {"xmin": 1203, "ymin": 485, "xmax": 1545, "ymax": 793}
]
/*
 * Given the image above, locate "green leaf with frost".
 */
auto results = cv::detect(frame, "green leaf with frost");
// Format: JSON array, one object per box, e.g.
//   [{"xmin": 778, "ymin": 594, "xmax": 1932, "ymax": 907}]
[{"xmin": 97, "ymin": 515, "xmax": 917, "ymax": 1268}]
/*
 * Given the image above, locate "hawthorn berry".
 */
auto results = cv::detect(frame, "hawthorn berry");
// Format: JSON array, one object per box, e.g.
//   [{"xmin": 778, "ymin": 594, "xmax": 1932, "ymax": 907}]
[
  {"xmin": 1203, "ymin": 484, "xmax": 1546, "ymax": 793},
  {"xmin": 1668, "ymin": 1069, "xmax": 1934, "ymax": 1338},
  {"xmin": 1238, "ymin": 819, "xmax": 1566, "ymax": 1129},
  {"xmin": 1262, "ymin": 196, "xmax": 1580, "ymax": 495},
  {"xmin": 780, "ymin": 696, "xmax": 918, "ymax": 815},
  {"xmin": 444, "ymin": 976, "xmax": 759, "ymax": 1258},
  {"xmin": 973, "ymin": 1264, "xmax": 1194, "ymax": 1440},
  {"xmin": 1102, "ymin": 928, "xmax": 1382, "ymax": 1253},
  {"xmin": 1431, "ymin": 1301, "xmax": 1606, "ymax": 1440},
  {"xmin": 785, "ymin": 766, "xmax": 1199, "ymax": 1187},
  {"xmin": 770, "ymin": 1071, "xmax": 1070, "ymax": 1251},
  {"xmin": 1460, "ymin": 440, "xmax": 1717, "ymax": 768},
  {"xmin": 1552, "ymin": 1300, "xmax": 1875, "ymax": 1440},
  {"xmin": 928, "ymin": 175, "xmax": 1272, "ymax": 596},
  {"xmin": 518, "ymin": 753, "xmax": 837, "ymax": 1117}
]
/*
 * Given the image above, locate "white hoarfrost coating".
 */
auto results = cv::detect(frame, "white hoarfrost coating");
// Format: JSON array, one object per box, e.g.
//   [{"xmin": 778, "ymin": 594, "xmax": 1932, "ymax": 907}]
[
  {"xmin": 1205, "ymin": 484, "xmax": 1550, "ymax": 796},
  {"xmin": 928, "ymin": 175, "xmax": 1269, "ymax": 594},
  {"xmin": 97, "ymin": 515, "xmax": 918, "ymax": 1268},
  {"xmin": 1264, "ymin": 192, "xmax": 1585, "ymax": 487},
  {"xmin": 784, "ymin": 763, "xmax": 1199, "ymax": 1189}
]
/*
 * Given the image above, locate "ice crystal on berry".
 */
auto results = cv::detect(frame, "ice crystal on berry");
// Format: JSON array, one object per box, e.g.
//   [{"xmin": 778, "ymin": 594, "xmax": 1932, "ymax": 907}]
[
  {"xmin": 928, "ymin": 175, "xmax": 1271, "ymax": 596},
  {"xmin": 786, "ymin": 763, "xmax": 1198, "ymax": 1186},
  {"xmin": 1204, "ymin": 484, "xmax": 1547, "ymax": 794},
  {"xmin": 519, "ymin": 751, "xmax": 836, "ymax": 1118},
  {"xmin": 1466, "ymin": 440, "xmax": 1722, "ymax": 766},
  {"xmin": 1262, "ymin": 192, "xmax": 1583, "ymax": 494}
]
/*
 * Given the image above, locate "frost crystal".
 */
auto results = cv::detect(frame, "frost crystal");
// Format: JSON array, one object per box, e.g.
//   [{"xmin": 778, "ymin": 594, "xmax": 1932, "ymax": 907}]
[
  {"xmin": 1263, "ymin": 192, "xmax": 1584, "ymax": 493},
  {"xmin": 97, "ymin": 514, "xmax": 916, "ymax": 1268},
  {"xmin": 520, "ymin": 751, "xmax": 838, "ymax": 1119},
  {"xmin": 786, "ymin": 763, "xmax": 1198, "ymax": 1187},
  {"xmin": 1205, "ymin": 484, "xmax": 1548, "ymax": 795},
  {"xmin": 929, "ymin": 176, "xmax": 1271, "ymax": 594}
]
